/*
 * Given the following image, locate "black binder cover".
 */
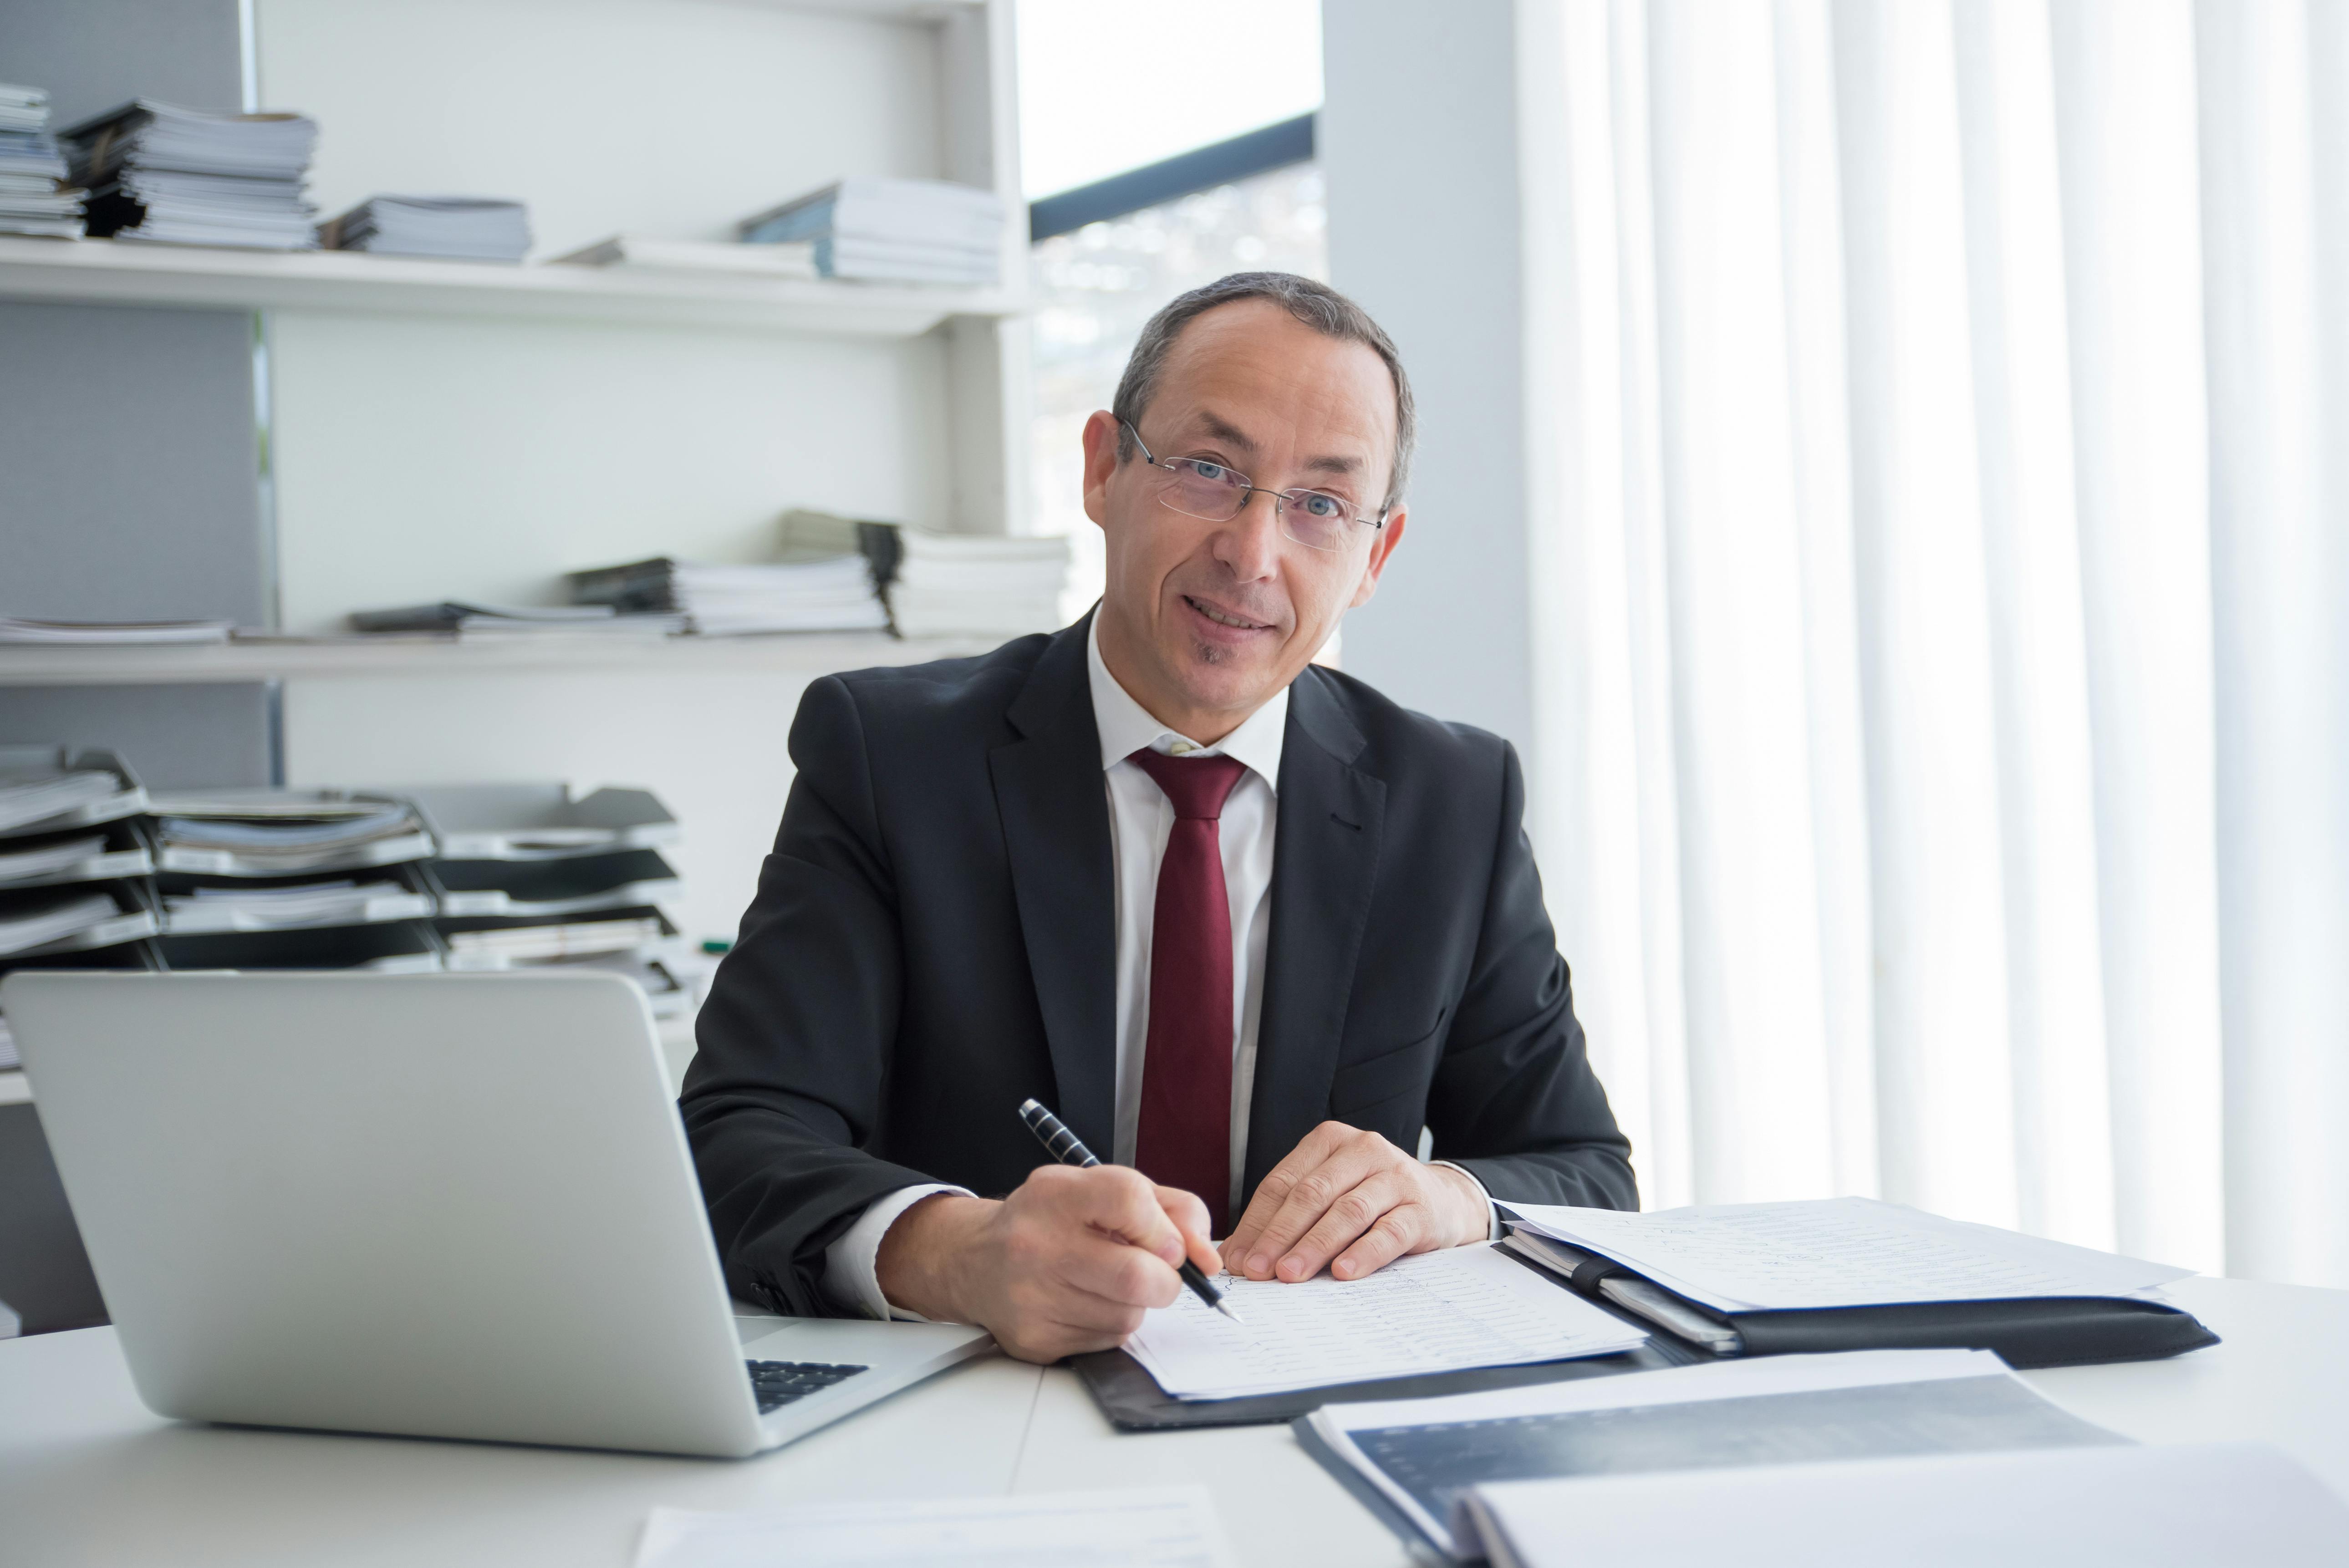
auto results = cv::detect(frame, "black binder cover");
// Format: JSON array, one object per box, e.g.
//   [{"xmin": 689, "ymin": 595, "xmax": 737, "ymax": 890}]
[
  {"xmin": 1530, "ymin": 1241, "xmax": 2219, "ymax": 1369},
  {"xmin": 1070, "ymin": 1260, "xmax": 1701, "ymax": 1431}
]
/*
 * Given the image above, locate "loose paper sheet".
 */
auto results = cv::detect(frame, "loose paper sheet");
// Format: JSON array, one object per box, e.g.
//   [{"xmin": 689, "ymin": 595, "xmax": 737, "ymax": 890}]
[
  {"xmin": 1502, "ymin": 1196, "xmax": 2193, "ymax": 1313},
  {"xmin": 1124, "ymin": 1243, "xmax": 1647, "ymax": 1400},
  {"xmin": 635, "ymin": 1487, "xmax": 1234, "ymax": 1568}
]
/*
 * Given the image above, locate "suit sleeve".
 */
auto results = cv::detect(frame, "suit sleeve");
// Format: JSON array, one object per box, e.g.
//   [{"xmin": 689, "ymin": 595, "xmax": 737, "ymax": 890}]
[
  {"xmin": 1424, "ymin": 740, "xmax": 1640, "ymax": 1212},
  {"xmin": 679, "ymin": 675, "xmax": 941, "ymax": 1315}
]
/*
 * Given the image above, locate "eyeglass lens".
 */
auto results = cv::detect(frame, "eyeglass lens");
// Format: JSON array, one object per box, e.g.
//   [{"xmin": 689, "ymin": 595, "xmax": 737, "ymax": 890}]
[{"xmin": 1157, "ymin": 458, "xmax": 1362, "ymax": 553}]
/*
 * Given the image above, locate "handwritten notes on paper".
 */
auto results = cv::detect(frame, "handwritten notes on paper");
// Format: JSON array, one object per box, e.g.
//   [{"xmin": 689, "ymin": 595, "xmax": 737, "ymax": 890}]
[
  {"xmin": 1124, "ymin": 1244, "xmax": 1648, "ymax": 1400},
  {"xmin": 1501, "ymin": 1197, "xmax": 2195, "ymax": 1314}
]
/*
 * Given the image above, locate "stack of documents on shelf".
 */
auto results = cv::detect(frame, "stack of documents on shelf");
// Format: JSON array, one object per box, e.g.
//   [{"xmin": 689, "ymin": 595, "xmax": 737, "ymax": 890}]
[
  {"xmin": 405, "ymin": 784, "xmax": 678, "ymax": 860},
  {"xmin": 567, "ymin": 556, "xmax": 887, "ymax": 636},
  {"xmin": 1126, "ymin": 1244, "xmax": 1648, "ymax": 1401},
  {"xmin": 0, "ymin": 84, "xmax": 81, "ymax": 238},
  {"xmin": 739, "ymin": 177, "xmax": 1004, "ymax": 285},
  {"xmin": 347, "ymin": 601, "xmax": 684, "ymax": 638},
  {"xmin": 0, "ymin": 826, "xmax": 152, "ymax": 889},
  {"xmin": 885, "ymin": 529, "xmax": 1070, "ymax": 637},
  {"xmin": 65, "ymin": 99, "xmax": 318, "ymax": 249},
  {"xmin": 316, "ymin": 195, "xmax": 530, "ymax": 261},
  {"xmin": 0, "ymin": 615, "xmax": 234, "ymax": 644},
  {"xmin": 151, "ymin": 794, "xmax": 434, "ymax": 876},
  {"xmin": 550, "ymin": 233, "xmax": 818, "ymax": 279},
  {"xmin": 430, "ymin": 849, "xmax": 679, "ymax": 918},
  {"xmin": 162, "ymin": 878, "xmax": 433, "ymax": 934},
  {"xmin": 1455, "ymin": 1442, "xmax": 2349, "ymax": 1568},
  {"xmin": 1499, "ymin": 1196, "xmax": 2212, "ymax": 1367},
  {"xmin": 0, "ymin": 888, "xmax": 128, "ymax": 957},
  {"xmin": 634, "ymin": 1489, "xmax": 1237, "ymax": 1568},
  {"xmin": 442, "ymin": 912, "xmax": 667, "ymax": 965},
  {"xmin": 1301, "ymin": 1349, "xmax": 2126, "ymax": 1563},
  {"xmin": 0, "ymin": 772, "xmax": 127, "ymax": 835}
]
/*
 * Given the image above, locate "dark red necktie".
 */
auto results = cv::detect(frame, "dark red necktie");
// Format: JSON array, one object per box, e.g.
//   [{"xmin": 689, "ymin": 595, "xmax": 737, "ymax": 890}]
[{"xmin": 1128, "ymin": 747, "xmax": 1248, "ymax": 1236}]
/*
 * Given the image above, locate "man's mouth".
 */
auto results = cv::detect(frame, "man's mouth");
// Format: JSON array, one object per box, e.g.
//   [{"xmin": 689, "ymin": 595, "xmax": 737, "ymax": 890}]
[{"xmin": 1183, "ymin": 595, "xmax": 1274, "ymax": 632}]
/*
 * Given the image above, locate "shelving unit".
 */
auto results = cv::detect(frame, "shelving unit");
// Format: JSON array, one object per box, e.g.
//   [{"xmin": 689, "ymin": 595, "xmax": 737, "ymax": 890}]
[
  {"xmin": 0, "ymin": 634, "xmax": 997, "ymax": 687},
  {"xmin": 0, "ymin": 235, "xmax": 1023, "ymax": 338}
]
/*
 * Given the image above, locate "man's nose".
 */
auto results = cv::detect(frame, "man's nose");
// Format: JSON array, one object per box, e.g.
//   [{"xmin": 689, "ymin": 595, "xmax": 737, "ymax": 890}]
[{"xmin": 1214, "ymin": 489, "xmax": 1284, "ymax": 582}]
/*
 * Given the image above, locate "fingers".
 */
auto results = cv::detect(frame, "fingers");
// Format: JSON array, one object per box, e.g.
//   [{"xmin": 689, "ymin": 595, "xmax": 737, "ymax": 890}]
[
  {"xmin": 1222, "ymin": 1121, "xmax": 1353, "ymax": 1269},
  {"xmin": 1055, "ymin": 1228, "xmax": 1184, "ymax": 1310},
  {"xmin": 1228, "ymin": 1127, "xmax": 1399, "ymax": 1280},
  {"xmin": 1152, "ymin": 1183, "xmax": 1223, "ymax": 1275},
  {"xmin": 1288, "ymin": 1171, "xmax": 1426, "ymax": 1281}
]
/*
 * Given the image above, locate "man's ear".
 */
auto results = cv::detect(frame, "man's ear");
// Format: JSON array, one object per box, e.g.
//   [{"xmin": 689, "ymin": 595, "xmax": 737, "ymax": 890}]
[
  {"xmin": 1347, "ymin": 504, "xmax": 1407, "ymax": 609},
  {"xmin": 1080, "ymin": 410, "xmax": 1122, "ymax": 528}
]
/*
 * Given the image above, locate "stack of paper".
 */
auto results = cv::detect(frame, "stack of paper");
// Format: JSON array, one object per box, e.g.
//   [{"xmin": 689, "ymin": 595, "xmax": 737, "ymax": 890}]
[
  {"xmin": 0, "ymin": 615, "xmax": 234, "ymax": 644},
  {"xmin": 550, "ymin": 234, "xmax": 819, "ymax": 279},
  {"xmin": 443, "ymin": 913, "xmax": 666, "ymax": 965},
  {"xmin": 739, "ymin": 177, "xmax": 1004, "ymax": 285},
  {"xmin": 566, "ymin": 555, "xmax": 888, "ymax": 636},
  {"xmin": 0, "ymin": 888, "xmax": 127, "ymax": 958},
  {"xmin": 65, "ymin": 100, "xmax": 318, "ymax": 249},
  {"xmin": 317, "ymin": 195, "xmax": 531, "ymax": 261},
  {"xmin": 0, "ymin": 83, "xmax": 81, "ymax": 238},
  {"xmin": 347, "ymin": 601, "xmax": 684, "ymax": 638},
  {"xmin": 151, "ymin": 796, "xmax": 435, "ymax": 876},
  {"xmin": 886, "ymin": 529, "xmax": 1070, "ymax": 638},
  {"xmin": 0, "ymin": 829, "xmax": 152, "ymax": 890},
  {"xmin": 162, "ymin": 878, "xmax": 433, "ymax": 934},
  {"xmin": 1126, "ymin": 1244, "xmax": 1648, "ymax": 1401},
  {"xmin": 0, "ymin": 772, "xmax": 123, "ymax": 835},
  {"xmin": 432, "ymin": 849, "xmax": 680, "ymax": 918}
]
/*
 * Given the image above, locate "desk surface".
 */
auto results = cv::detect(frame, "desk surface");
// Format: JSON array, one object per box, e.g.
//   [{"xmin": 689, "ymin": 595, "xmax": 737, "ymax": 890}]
[{"xmin": 3, "ymin": 1275, "xmax": 2344, "ymax": 1566}]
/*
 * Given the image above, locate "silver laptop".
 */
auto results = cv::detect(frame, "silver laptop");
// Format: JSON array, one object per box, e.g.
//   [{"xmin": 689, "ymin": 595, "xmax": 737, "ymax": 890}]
[{"xmin": 2, "ymin": 969, "xmax": 991, "ymax": 1457}]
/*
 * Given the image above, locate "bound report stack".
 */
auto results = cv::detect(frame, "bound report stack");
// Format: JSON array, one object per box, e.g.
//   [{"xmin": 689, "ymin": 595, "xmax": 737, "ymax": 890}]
[
  {"xmin": 566, "ymin": 554, "xmax": 888, "ymax": 636},
  {"xmin": 317, "ymin": 195, "xmax": 531, "ymax": 262},
  {"xmin": 0, "ymin": 747, "xmax": 159, "ymax": 965},
  {"xmin": 739, "ymin": 177, "xmax": 1004, "ymax": 285},
  {"xmin": 884, "ymin": 529, "xmax": 1071, "ymax": 638},
  {"xmin": 0, "ymin": 83, "xmax": 82, "ymax": 237},
  {"xmin": 64, "ymin": 100, "xmax": 318, "ymax": 248}
]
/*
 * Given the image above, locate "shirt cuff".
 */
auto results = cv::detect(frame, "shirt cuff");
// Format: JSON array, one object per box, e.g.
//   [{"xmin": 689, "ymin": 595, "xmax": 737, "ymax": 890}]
[
  {"xmin": 820, "ymin": 1183, "xmax": 973, "ymax": 1322},
  {"xmin": 1429, "ymin": 1159, "xmax": 1503, "ymax": 1243}
]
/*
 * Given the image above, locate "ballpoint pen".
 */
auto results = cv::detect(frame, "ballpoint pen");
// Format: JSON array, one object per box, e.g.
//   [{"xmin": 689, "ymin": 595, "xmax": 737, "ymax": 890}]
[{"xmin": 1017, "ymin": 1097, "xmax": 1244, "ymax": 1324}]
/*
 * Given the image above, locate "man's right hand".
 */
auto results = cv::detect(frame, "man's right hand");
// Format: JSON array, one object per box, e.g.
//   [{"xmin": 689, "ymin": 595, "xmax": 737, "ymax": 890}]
[{"xmin": 872, "ymin": 1164, "xmax": 1220, "ymax": 1364}]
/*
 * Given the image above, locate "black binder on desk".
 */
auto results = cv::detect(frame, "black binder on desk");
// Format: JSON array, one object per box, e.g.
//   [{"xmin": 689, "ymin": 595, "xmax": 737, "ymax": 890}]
[
  {"xmin": 1070, "ymin": 1257, "xmax": 1704, "ymax": 1431},
  {"xmin": 1506, "ymin": 1229, "xmax": 2219, "ymax": 1370}
]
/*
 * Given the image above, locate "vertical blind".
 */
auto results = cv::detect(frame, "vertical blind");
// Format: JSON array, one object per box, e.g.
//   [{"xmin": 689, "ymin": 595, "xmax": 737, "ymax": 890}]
[{"xmin": 1515, "ymin": 0, "xmax": 2347, "ymax": 1285}]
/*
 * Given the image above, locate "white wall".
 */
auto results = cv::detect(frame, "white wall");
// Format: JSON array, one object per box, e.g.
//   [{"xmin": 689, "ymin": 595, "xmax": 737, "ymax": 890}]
[{"xmin": 1318, "ymin": 0, "xmax": 1535, "ymax": 754}]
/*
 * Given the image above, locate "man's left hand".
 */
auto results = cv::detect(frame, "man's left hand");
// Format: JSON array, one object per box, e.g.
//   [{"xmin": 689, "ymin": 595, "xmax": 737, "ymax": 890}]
[{"xmin": 1218, "ymin": 1121, "xmax": 1490, "ymax": 1283}]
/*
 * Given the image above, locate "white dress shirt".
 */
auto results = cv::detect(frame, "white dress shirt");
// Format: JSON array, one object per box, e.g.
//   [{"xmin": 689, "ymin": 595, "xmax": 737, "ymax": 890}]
[{"xmin": 820, "ymin": 618, "xmax": 1491, "ymax": 1320}]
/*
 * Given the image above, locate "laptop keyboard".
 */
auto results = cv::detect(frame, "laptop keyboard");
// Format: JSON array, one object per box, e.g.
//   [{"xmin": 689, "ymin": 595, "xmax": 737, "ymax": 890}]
[{"xmin": 746, "ymin": 1359, "xmax": 870, "ymax": 1414}]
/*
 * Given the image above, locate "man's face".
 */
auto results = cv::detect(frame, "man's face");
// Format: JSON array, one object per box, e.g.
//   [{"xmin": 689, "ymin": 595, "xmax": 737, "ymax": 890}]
[{"xmin": 1082, "ymin": 298, "xmax": 1409, "ymax": 740}]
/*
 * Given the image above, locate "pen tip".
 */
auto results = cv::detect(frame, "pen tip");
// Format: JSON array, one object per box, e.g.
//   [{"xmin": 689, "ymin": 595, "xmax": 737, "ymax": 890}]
[{"xmin": 1216, "ymin": 1299, "xmax": 1245, "ymax": 1324}]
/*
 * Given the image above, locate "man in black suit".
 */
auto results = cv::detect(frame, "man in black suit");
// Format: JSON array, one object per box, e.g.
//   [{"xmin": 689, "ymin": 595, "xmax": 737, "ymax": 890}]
[{"xmin": 683, "ymin": 273, "xmax": 1633, "ymax": 1363}]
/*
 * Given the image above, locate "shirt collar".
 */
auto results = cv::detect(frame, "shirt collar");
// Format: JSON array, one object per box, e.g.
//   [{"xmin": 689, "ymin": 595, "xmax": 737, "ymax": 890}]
[{"xmin": 1087, "ymin": 613, "xmax": 1288, "ymax": 791}]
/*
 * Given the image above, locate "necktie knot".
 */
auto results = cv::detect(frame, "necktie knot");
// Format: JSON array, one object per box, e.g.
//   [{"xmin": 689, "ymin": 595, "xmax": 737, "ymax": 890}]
[{"xmin": 1129, "ymin": 748, "xmax": 1247, "ymax": 820}]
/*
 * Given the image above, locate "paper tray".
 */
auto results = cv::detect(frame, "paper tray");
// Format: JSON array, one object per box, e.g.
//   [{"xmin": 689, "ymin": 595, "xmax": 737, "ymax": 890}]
[{"xmin": 401, "ymin": 783, "xmax": 679, "ymax": 861}]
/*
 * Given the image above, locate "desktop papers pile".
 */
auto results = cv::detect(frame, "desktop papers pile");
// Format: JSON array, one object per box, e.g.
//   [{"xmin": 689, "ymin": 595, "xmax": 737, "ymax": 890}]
[
  {"xmin": 0, "ymin": 770, "xmax": 128, "ymax": 836},
  {"xmin": 884, "ymin": 529, "xmax": 1070, "ymax": 638},
  {"xmin": 740, "ymin": 177, "xmax": 1004, "ymax": 285},
  {"xmin": 0, "ymin": 887, "xmax": 131, "ymax": 957},
  {"xmin": 317, "ymin": 195, "xmax": 531, "ymax": 262},
  {"xmin": 0, "ymin": 84, "xmax": 82, "ymax": 238},
  {"xmin": 162, "ymin": 878, "xmax": 433, "ymax": 934},
  {"xmin": 65, "ymin": 100, "xmax": 319, "ymax": 249},
  {"xmin": 150, "ymin": 795, "xmax": 434, "ymax": 876},
  {"xmin": 0, "ymin": 615, "xmax": 234, "ymax": 644},
  {"xmin": 566, "ymin": 555, "xmax": 889, "ymax": 636},
  {"xmin": 347, "ymin": 601, "xmax": 685, "ymax": 638}
]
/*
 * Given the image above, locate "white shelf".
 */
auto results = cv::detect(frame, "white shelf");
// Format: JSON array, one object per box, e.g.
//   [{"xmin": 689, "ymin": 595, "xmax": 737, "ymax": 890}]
[
  {"xmin": 0, "ymin": 236, "xmax": 1023, "ymax": 338},
  {"xmin": 0, "ymin": 1070, "xmax": 27, "ymax": 1109},
  {"xmin": 0, "ymin": 632, "xmax": 1000, "ymax": 687}
]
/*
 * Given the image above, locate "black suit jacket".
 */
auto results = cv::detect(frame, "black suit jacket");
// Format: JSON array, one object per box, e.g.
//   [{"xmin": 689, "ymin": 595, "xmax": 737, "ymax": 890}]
[{"xmin": 682, "ymin": 614, "xmax": 1636, "ymax": 1316}]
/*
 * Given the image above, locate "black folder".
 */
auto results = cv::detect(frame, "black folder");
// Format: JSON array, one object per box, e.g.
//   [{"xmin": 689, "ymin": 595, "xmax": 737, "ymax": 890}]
[{"xmin": 1517, "ymin": 1234, "xmax": 2218, "ymax": 1369}]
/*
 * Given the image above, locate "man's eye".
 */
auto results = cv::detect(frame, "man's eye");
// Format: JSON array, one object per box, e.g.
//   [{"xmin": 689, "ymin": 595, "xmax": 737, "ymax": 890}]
[
  {"xmin": 1182, "ymin": 460, "xmax": 1237, "ymax": 484},
  {"xmin": 1299, "ymin": 492, "xmax": 1346, "ymax": 519}
]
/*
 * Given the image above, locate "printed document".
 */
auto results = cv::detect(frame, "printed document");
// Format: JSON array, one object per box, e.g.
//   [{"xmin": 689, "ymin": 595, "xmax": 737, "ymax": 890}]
[
  {"xmin": 1125, "ymin": 1243, "xmax": 1647, "ymax": 1400},
  {"xmin": 1501, "ymin": 1196, "xmax": 2192, "ymax": 1313},
  {"xmin": 634, "ymin": 1487, "xmax": 1234, "ymax": 1568},
  {"xmin": 1457, "ymin": 1441, "xmax": 2349, "ymax": 1568}
]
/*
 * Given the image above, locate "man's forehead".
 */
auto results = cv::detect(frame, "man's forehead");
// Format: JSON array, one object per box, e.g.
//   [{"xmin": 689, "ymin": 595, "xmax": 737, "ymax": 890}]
[{"xmin": 1149, "ymin": 305, "xmax": 1396, "ymax": 468}]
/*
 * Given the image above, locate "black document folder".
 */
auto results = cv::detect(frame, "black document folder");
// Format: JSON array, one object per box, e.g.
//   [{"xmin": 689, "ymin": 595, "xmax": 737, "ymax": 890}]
[{"xmin": 1514, "ymin": 1233, "xmax": 2218, "ymax": 1369}]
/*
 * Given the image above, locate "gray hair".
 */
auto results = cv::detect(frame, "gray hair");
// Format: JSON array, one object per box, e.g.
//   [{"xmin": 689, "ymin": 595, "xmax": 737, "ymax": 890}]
[{"xmin": 1111, "ymin": 272, "xmax": 1416, "ymax": 514}]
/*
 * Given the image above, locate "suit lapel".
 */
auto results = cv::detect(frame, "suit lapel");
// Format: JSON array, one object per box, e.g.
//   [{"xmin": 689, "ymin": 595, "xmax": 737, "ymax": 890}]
[
  {"xmin": 989, "ymin": 616, "xmax": 1118, "ymax": 1156},
  {"xmin": 1245, "ymin": 668, "xmax": 1386, "ymax": 1196}
]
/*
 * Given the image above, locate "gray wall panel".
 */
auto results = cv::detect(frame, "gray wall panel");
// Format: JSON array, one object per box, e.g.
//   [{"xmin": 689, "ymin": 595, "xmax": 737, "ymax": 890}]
[
  {"xmin": 0, "ymin": 302, "xmax": 268, "ymax": 626},
  {"xmin": 0, "ymin": 683, "xmax": 273, "ymax": 787},
  {"xmin": 0, "ymin": 0, "xmax": 243, "ymax": 127}
]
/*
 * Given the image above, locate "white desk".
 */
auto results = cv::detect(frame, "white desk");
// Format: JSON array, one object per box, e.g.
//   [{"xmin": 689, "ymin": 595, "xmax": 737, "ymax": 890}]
[{"xmin": 2, "ymin": 1276, "xmax": 2343, "ymax": 1566}]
